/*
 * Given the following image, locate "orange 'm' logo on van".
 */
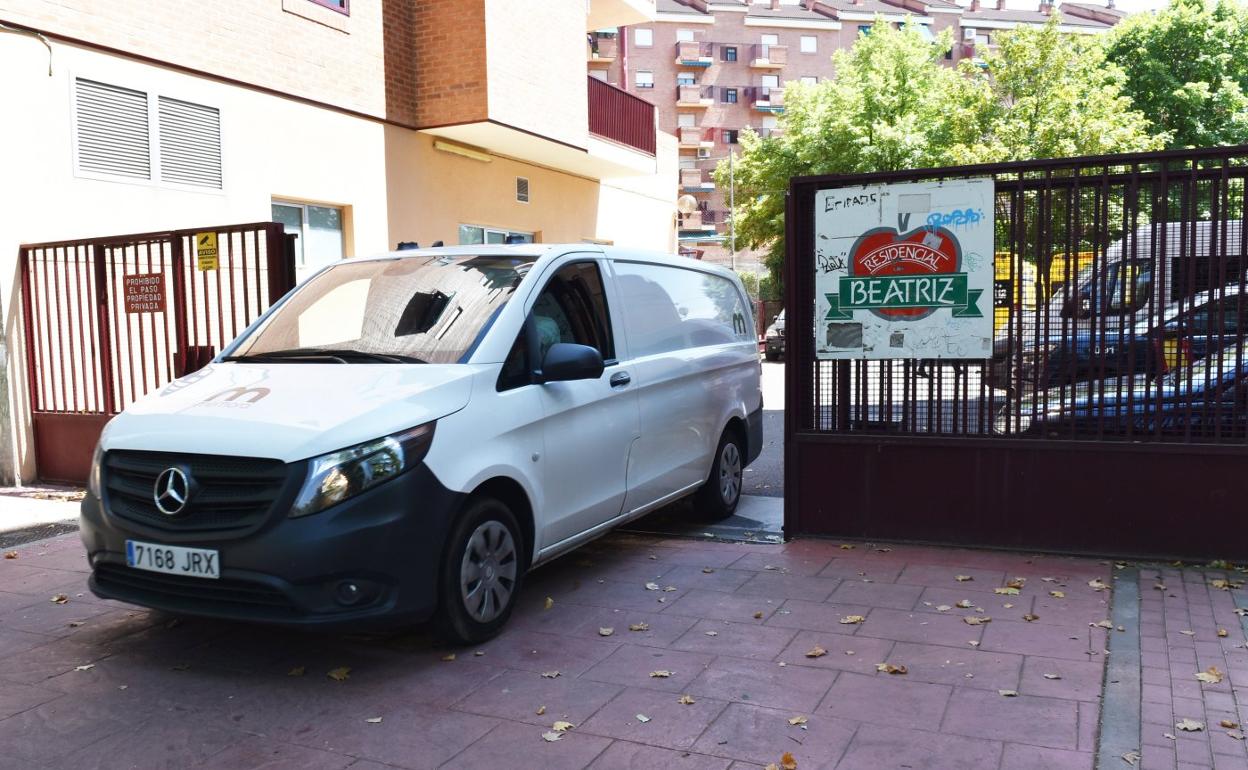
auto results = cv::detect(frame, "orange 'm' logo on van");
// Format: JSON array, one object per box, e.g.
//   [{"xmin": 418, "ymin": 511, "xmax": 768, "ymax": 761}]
[{"xmin": 203, "ymin": 387, "xmax": 270, "ymax": 404}]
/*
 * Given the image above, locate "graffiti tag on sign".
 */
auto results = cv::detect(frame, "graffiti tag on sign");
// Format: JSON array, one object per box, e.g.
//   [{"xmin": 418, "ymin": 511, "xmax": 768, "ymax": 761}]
[{"xmin": 122, "ymin": 273, "xmax": 166, "ymax": 314}]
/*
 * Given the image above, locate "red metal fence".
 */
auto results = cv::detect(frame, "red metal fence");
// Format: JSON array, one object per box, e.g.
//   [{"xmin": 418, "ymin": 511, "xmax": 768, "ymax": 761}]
[
  {"xmin": 587, "ymin": 76, "xmax": 657, "ymax": 156},
  {"xmin": 19, "ymin": 222, "xmax": 295, "ymax": 482},
  {"xmin": 784, "ymin": 144, "xmax": 1248, "ymax": 560}
]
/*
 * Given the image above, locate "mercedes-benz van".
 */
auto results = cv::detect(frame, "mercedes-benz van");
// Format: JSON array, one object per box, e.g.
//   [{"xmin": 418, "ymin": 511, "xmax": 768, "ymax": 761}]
[{"xmin": 80, "ymin": 245, "xmax": 763, "ymax": 643}]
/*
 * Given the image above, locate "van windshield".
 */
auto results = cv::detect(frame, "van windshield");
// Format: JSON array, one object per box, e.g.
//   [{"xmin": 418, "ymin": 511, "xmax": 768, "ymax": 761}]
[{"xmin": 227, "ymin": 255, "xmax": 534, "ymax": 364}]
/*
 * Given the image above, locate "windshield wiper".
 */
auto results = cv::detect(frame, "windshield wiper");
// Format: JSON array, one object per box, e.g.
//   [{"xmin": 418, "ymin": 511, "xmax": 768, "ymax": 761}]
[{"xmin": 223, "ymin": 348, "xmax": 426, "ymax": 364}]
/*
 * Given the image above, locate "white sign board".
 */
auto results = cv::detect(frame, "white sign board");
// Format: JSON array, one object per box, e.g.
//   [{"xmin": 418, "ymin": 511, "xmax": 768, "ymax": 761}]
[{"xmin": 813, "ymin": 177, "xmax": 994, "ymax": 359}]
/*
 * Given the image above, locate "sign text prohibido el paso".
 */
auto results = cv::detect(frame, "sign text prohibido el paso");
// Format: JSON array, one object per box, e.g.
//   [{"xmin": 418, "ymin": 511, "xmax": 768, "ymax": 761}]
[{"xmin": 814, "ymin": 178, "xmax": 994, "ymax": 360}]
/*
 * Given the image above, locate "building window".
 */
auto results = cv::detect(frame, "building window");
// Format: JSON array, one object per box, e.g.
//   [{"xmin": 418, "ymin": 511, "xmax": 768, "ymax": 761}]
[
  {"xmin": 678, "ymin": 113, "xmax": 697, "ymax": 127},
  {"xmin": 272, "ymin": 201, "xmax": 345, "ymax": 273},
  {"xmin": 858, "ymin": 25, "xmax": 871, "ymax": 36},
  {"xmin": 516, "ymin": 177, "xmax": 530, "ymax": 203},
  {"xmin": 800, "ymin": 35, "xmax": 817, "ymax": 53},
  {"xmin": 761, "ymin": 74, "xmax": 779, "ymax": 88},
  {"xmin": 308, "ymin": 0, "xmax": 349, "ymax": 14},
  {"xmin": 458, "ymin": 225, "xmax": 535, "ymax": 245},
  {"xmin": 635, "ymin": 70, "xmax": 655, "ymax": 89},
  {"xmin": 676, "ymin": 29, "xmax": 694, "ymax": 41},
  {"xmin": 589, "ymin": 69, "xmax": 608, "ymax": 81},
  {"xmin": 676, "ymin": 72, "xmax": 697, "ymax": 86},
  {"xmin": 760, "ymin": 33, "xmax": 779, "ymax": 46},
  {"xmin": 722, "ymin": 129, "xmax": 739, "ymax": 144},
  {"xmin": 800, "ymin": 75, "xmax": 818, "ymax": 86},
  {"xmin": 722, "ymin": 88, "xmax": 738, "ymax": 104},
  {"xmin": 634, "ymin": 28, "xmax": 653, "ymax": 47},
  {"xmin": 722, "ymin": 46, "xmax": 737, "ymax": 62}
]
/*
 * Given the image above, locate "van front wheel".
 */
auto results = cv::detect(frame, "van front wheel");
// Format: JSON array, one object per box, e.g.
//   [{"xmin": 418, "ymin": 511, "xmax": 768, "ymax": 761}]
[
  {"xmin": 433, "ymin": 496, "xmax": 524, "ymax": 645},
  {"xmin": 694, "ymin": 429, "xmax": 744, "ymax": 521}
]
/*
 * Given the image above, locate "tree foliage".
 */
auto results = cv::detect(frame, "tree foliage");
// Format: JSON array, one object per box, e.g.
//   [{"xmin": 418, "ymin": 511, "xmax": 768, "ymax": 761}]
[
  {"xmin": 1105, "ymin": 0, "xmax": 1248, "ymax": 149},
  {"xmin": 720, "ymin": 16, "xmax": 1163, "ymax": 290}
]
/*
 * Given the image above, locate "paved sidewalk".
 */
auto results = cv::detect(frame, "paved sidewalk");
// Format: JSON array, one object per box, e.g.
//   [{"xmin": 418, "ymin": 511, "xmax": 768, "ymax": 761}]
[{"xmin": 0, "ymin": 531, "xmax": 1119, "ymax": 770}]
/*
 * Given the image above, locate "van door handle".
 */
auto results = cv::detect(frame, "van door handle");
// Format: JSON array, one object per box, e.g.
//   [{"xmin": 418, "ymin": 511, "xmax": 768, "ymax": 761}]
[{"xmin": 609, "ymin": 371, "xmax": 631, "ymax": 388}]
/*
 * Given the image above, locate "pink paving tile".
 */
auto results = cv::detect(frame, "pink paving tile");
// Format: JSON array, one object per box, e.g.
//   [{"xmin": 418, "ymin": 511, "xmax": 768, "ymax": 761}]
[
  {"xmin": 656, "ymin": 565, "xmax": 756, "ymax": 593},
  {"xmin": 469, "ymin": 628, "xmax": 621, "ymax": 677},
  {"xmin": 734, "ymin": 571, "xmax": 841, "ymax": 602},
  {"xmin": 577, "ymin": 687, "xmax": 730, "ymax": 750},
  {"xmin": 884, "ymin": 641, "xmax": 1024, "ymax": 692},
  {"xmin": 622, "ymin": 544, "xmax": 751, "ymax": 569},
  {"xmin": 515, "ymin": 601, "xmax": 699, "ymax": 648},
  {"xmin": 451, "ymin": 669, "xmax": 623, "ymax": 726},
  {"xmin": 0, "ymin": 588, "xmax": 41, "ymax": 614},
  {"xmin": 978, "ymin": 618, "xmax": 1107, "ymax": 662},
  {"xmin": 0, "ymin": 564, "xmax": 87, "ymax": 596},
  {"xmin": 0, "ymin": 626, "xmax": 55, "ymax": 658},
  {"xmin": 818, "ymin": 671, "xmax": 952, "ymax": 731},
  {"xmin": 0, "ymin": 696, "xmax": 131, "ymax": 763},
  {"xmin": 763, "ymin": 599, "xmax": 874, "ymax": 634},
  {"xmin": 660, "ymin": 588, "xmax": 785, "ymax": 623},
  {"xmin": 669, "ymin": 619, "xmax": 798, "ymax": 660},
  {"xmin": 828, "ymin": 579, "xmax": 926, "ymax": 610},
  {"xmin": 443, "ymin": 719, "xmax": 613, "ymax": 770},
  {"xmin": 581, "ymin": 644, "xmax": 716, "ymax": 693},
  {"xmin": 1000, "ymin": 744, "xmax": 1094, "ymax": 770},
  {"xmin": 852, "ymin": 607, "xmax": 988, "ymax": 648},
  {"xmin": 895, "ymin": 564, "xmax": 1006, "ymax": 588},
  {"xmin": 1018, "ymin": 655, "xmax": 1106, "ymax": 702},
  {"xmin": 1077, "ymin": 701, "xmax": 1099, "ymax": 752},
  {"xmin": 518, "ymin": 575, "xmax": 690, "ymax": 614},
  {"xmin": 774, "ymin": 630, "xmax": 896, "ymax": 676},
  {"xmin": 691, "ymin": 702, "xmax": 857, "ymax": 767},
  {"xmin": 731, "ymin": 551, "xmax": 834, "ymax": 576},
  {"xmin": 587, "ymin": 741, "xmax": 732, "ymax": 770},
  {"xmin": 685, "ymin": 655, "xmax": 839, "ymax": 712},
  {"xmin": 816, "ymin": 558, "xmax": 903, "ymax": 583},
  {"xmin": 194, "ymin": 737, "xmax": 356, "ymax": 770},
  {"xmin": 941, "ymin": 687, "xmax": 1080, "ymax": 750},
  {"xmin": 1028, "ymin": 593, "xmax": 1114, "ymax": 628},
  {"xmin": 0, "ymin": 636, "xmax": 114, "ymax": 686},
  {"xmin": 0, "ymin": 680, "xmax": 61, "ymax": 720},
  {"xmin": 54, "ymin": 713, "xmax": 250, "ymax": 770},
  {"xmin": 2, "ymin": 597, "xmax": 116, "ymax": 637},
  {"xmin": 834, "ymin": 723, "xmax": 1002, "ymax": 770}
]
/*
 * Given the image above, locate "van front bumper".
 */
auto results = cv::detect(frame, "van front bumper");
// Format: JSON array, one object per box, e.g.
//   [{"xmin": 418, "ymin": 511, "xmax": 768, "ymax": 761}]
[{"xmin": 80, "ymin": 463, "xmax": 464, "ymax": 630}]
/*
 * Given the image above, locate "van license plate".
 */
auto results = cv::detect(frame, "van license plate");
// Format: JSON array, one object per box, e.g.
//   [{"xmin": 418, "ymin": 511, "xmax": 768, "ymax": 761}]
[{"xmin": 125, "ymin": 540, "xmax": 219, "ymax": 579}]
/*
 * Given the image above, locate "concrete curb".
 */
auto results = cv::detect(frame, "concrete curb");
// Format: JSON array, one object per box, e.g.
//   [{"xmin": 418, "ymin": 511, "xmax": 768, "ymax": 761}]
[{"xmin": 1095, "ymin": 566, "xmax": 1142, "ymax": 770}]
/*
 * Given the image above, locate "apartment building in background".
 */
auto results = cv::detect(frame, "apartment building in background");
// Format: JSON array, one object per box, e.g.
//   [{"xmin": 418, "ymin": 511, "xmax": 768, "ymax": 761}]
[
  {"xmin": 0, "ymin": 0, "xmax": 672, "ymax": 484},
  {"xmin": 589, "ymin": 0, "xmax": 1123, "ymax": 267}
]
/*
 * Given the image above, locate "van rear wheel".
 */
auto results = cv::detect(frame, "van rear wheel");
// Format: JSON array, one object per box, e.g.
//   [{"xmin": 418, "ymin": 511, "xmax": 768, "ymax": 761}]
[
  {"xmin": 694, "ymin": 429, "xmax": 744, "ymax": 521},
  {"xmin": 433, "ymin": 496, "xmax": 524, "ymax": 646}
]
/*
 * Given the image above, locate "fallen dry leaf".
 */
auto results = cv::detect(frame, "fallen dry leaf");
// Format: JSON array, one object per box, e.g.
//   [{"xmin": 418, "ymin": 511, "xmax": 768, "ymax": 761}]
[
  {"xmin": 663, "ymin": 586, "xmax": 677, "ymax": 592},
  {"xmin": 876, "ymin": 663, "xmax": 907, "ymax": 675},
  {"xmin": 3, "ymin": 551, "xmax": 17, "ymax": 560},
  {"xmin": 678, "ymin": 694, "xmax": 696, "ymax": 705},
  {"xmin": 704, "ymin": 630, "xmax": 718, "ymax": 637},
  {"xmin": 67, "ymin": 621, "xmax": 85, "ymax": 628},
  {"xmin": 839, "ymin": 615, "xmax": 865, "ymax": 625},
  {"xmin": 1122, "ymin": 750, "xmax": 1141, "ymax": 766},
  {"xmin": 1003, "ymin": 603, "xmax": 1015, "ymax": 609},
  {"xmin": 1195, "ymin": 666, "xmax": 1225, "ymax": 685},
  {"xmin": 598, "ymin": 627, "xmax": 614, "ymax": 637},
  {"xmin": 1229, "ymin": 730, "xmax": 1246, "ymax": 741},
  {"xmin": 552, "ymin": 720, "xmax": 575, "ymax": 732},
  {"xmin": 753, "ymin": 611, "xmax": 764, "ymax": 619},
  {"xmin": 955, "ymin": 599, "xmax": 973, "ymax": 609},
  {"xmin": 441, "ymin": 653, "xmax": 457, "ymax": 662},
  {"xmin": 1218, "ymin": 628, "xmax": 1229, "ymax": 638},
  {"xmin": 629, "ymin": 622, "xmax": 649, "ymax": 632},
  {"xmin": 780, "ymin": 750, "xmax": 797, "ymax": 770},
  {"xmin": 1163, "ymin": 733, "xmax": 1176, "ymax": 741},
  {"xmin": 963, "ymin": 616, "xmax": 991, "ymax": 626},
  {"xmin": 935, "ymin": 605, "xmax": 952, "ymax": 612},
  {"xmin": 1210, "ymin": 579, "xmax": 1244, "ymax": 591},
  {"xmin": 536, "ymin": 705, "xmax": 546, "ymax": 715},
  {"xmin": 635, "ymin": 713, "xmax": 651, "ymax": 723},
  {"xmin": 327, "ymin": 667, "xmax": 351, "ymax": 681},
  {"xmin": 968, "ymin": 640, "xmax": 981, "ymax": 647},
  {"xmin": 1050, "ymin": 590, "xmax": 1065, "ymax": 598},
  {"xmin": 50, "ymin": 594, "xmax": 68, "ymax": 605},
  {"xmin": 644, "ymin": 583, "xmax": 661, "ymax": 591},
  {"xmin": 788, "ymin": 715, "xmax": 808, "ymax": 726},
  {"xmin": 544, "ymin": 597, "xmax": 554, "ymax": 610},
  {"xmin": 1220, "ymin": 720, "xmax": 1239, "ymax": 729},
  {"xmin": 1091, "ymin": 620, "xmax": 1113, "ymax": 630},
  {"xmin": 955, "ymin": 575, "xmax": 973, "ymax": 582},
  {"xmin": 1179, "ymin": 630, "xmax": 1195, "ymax": 637},
  {"xmin": 702, "ymin": 568, "xmax": 715, "ymax": 574},
  {"xmin": 1176, "ymin": 718, "xmax": 1205, "ymax": 732},
  {"xmin": 365, "ymin": 716, "xmax": 383, "ymax": 724},
  {"xmin": 805, "ymin": 646, "xmax": 828, "ymax": 658},
  {"xmin": 1236, "ymin": 608, "xmax": 1248, "ymax": 617},
  {"xmin": 1088, "ymin": 579, "xmax": 1109, "ymax": 591},
  {"xmin": 287, "ymin": 666, "xmax": 306, "ymax": 677},
  {"xmin": 541, "ymin": 731, "xmax": 563, "ymax": 742},
  {"xmin": 474, "ymin": 650, "xmax": 485, "ymax": 657},
  {"xmin": 541, "ymin": 671, "xmax": 561, "ymax": 678},
  {"xmin": 839, "ymin": 544, "xmax": 855, "ymax": 550},
  {"xmin": 1043, "ymin": 673, "xmax": 1062, "ymax": 680},
  {"xmin": 74, "ymin": 664, "xmax": 94, "ymax": 672},
  {"xmin": 649, "ymin": 670, "xmax": 672, "ymax": 678},
  {"xmin": 994, "ymin": 587, "xmax": 1020, "ymax": 596},
  {"xmin": 1154, "ymin": 583, "xmax": 1167, "ymax": 591},
  {"xmin": 1023, "ymin": 614, "xmax": 1040, "ymax": 622},
  {"xmin": 1007, "ymin": 577, "xmax": 1026, "ymax": 589},
  {"xmin": 999, "ymin": 689, "xmax": 1019, "ymax": 697}
]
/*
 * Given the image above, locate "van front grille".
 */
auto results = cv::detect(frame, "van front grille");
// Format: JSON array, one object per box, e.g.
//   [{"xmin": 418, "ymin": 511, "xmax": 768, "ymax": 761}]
[
  {"xmin": 94, "ymin": 562, "xmax": 297, "ymax": 615},
  {"xmin": 104, "ymin": 450, "xmax": 290, "ymax": 533}
]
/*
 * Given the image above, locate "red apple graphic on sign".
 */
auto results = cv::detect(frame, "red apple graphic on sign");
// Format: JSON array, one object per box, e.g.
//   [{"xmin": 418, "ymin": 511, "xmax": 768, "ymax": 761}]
[{"xmin": 848, "ymin": 226, "xmax": 962, "ymax": 321}]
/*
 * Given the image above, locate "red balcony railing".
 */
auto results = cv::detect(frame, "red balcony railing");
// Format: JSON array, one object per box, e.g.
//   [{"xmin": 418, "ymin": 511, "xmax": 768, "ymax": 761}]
[{"xmin": 587, "ymin": 76, "xmax": 657, "ymax": 156}]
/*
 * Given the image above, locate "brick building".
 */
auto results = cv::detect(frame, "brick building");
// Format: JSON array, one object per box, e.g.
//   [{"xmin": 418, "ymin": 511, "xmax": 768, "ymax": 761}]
[
  {"xmin": 589, "ymin": 0, "xmax": 1123, "ymax": 268},
  {"xmin": 0, "ymin": 0, "xmax": 673, "ymax": 484}
]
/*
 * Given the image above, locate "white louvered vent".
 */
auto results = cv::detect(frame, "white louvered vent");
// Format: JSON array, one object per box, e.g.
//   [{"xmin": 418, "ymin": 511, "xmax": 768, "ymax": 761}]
[
  {"xmin": 158, "ymin": 96, "xmax": 222, "ymax": 189},
  {"xmin": 516, "ymin": 177, "xmax": 530, "ymax": 203},
  {"xmin": 75, "ymin": 78, "xmax": 151, "ymax": 180}
]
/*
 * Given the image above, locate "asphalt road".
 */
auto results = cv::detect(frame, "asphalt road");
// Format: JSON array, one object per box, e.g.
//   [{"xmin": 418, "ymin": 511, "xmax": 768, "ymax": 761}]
[{"xmin": 743, "ymin": 360, "xmax": 784, "ymax": 498}]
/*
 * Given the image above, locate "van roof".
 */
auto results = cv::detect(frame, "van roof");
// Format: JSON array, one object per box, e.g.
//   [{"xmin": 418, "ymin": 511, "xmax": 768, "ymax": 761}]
[
  {"xmin": 1106, "ymin": 220, "xmax": 1244, "ymax": 261},
  {"xmin": 344, "ymin": 244, "xmax": 739, "ymax": 278}
]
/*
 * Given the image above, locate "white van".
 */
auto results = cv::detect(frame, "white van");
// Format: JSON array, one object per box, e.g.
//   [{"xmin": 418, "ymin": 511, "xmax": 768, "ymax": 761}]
[{"xmin": 80, "ymin": 245, "xmax": 763, "ymax": 643}]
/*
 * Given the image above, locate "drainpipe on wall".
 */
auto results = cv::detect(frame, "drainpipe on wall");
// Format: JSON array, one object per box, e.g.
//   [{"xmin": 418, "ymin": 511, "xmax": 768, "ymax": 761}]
[
  {"xmin": 0, "ymin": 292, "xmax": 14, "ymax": 486},
  {"xmin": 620, "ymin": 25, "xmax": 629, "ymax": 91}
]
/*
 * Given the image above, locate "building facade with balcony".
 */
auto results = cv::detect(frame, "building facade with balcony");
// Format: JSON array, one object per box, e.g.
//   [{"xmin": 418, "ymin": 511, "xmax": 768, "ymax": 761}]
[
  {"xmin": 0, "ymin": 0, "xmax": 673, "ymax": 483},
  {"xmin": 590, "ymin": 0, "xmax": 1120, "ymax": 267}
]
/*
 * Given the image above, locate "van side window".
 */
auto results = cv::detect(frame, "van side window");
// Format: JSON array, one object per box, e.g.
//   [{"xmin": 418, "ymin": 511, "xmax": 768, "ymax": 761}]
[
  {"xmin": 498, "ymin": 261, "xmax": 614, "ymax": 391},
  {"xmin": 614, "ymin": 262, "xmax": 751, "ymax": 357},
  {"xmin": 1106, "ymin": 259, "xmax": 1153, "ymax": 314}
]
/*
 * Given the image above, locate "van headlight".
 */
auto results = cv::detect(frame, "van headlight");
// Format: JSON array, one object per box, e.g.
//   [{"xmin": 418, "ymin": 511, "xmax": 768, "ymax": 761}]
[
  {"xmin": 88, "ymin": 443, "xmax": 104, "ymax": 498},
  {"xmin": 291, "ymin": 423, "xmax": 436, "ymax": 517}
]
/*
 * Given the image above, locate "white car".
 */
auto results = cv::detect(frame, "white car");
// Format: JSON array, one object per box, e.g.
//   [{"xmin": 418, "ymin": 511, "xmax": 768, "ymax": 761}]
[{"xmin": 81, "ymin": 244, "xmax": 763, "ymax": 643}]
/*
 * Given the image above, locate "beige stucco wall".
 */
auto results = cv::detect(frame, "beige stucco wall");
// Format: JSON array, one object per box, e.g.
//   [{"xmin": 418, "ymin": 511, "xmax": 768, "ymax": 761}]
[{"xmin": 0, "ymin": 37, "xmax": 391, "ymax": 482}]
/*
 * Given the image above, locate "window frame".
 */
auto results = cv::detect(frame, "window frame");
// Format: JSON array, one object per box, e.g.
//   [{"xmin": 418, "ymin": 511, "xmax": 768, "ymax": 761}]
[
  {"xmin": 760, "ymin": 33, "xmax": 779, "ymax": 46},
  {"xmin": 458, "ymin": 224, "xmax": 536, "ymax": 246},
  {"xmin": 722, "ymin": 45, "xmax": 738, "ymax": 62},
  {"xmin": 635, "ymin": 70, "xmax": 655, "ymax": 89},
  {"xmin": 676, "ymin": 28, "xmax": 695, "ymax": 42},
  {"xmin": 800, "ymin": 75, "xmax": 818, "ymax": 86},
  {"xmin": 308, "ymin": 0, "xmax": 349, "ymax": 14},
  {"xmin": 272, "ymin": 199, "xmax": 346, "ymax": 270},
  {"xmin": 800, "ymin": 35, "xmax": 817, "ymax": 53},
  {"xmin": 722, "ymin": 129, "xmax": 739, "ymax": 144},
  {"xmin": 634, "ymin": 27, "xmax": 654, "ymax": 47},
  {"xmin": 723, "ymin": 87, "xmax": 738, "ymax": 104}
]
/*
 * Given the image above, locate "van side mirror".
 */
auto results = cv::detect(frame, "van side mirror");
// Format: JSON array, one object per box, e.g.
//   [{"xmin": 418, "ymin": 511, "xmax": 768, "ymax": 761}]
[{"xmin": 539, "ymin": 343, "xmax": 604, "ymax": 383}]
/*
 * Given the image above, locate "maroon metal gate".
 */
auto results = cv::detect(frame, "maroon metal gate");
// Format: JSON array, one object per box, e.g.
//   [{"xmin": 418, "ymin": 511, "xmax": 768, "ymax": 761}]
[
  {"xmin": 785, "ymin": 144, "xmax": 1248, "ymax": 560},
  {"xmin": 19, "ymin": 222, "xmax": 296, "ymax": 483}
]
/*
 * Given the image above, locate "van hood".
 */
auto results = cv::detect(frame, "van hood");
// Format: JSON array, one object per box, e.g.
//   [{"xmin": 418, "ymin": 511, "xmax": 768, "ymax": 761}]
[{"xmin": 102, "ymin": 363, "xmax": 476, "ymax": 462}]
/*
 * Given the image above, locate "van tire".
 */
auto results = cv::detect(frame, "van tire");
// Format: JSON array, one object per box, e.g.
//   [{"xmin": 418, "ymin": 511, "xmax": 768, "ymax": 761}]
[
  {"xmin": 764, "ymin": 349, "xmax": 779, "ymax": 362},
  {"xmin": 432, "ymin": 496, "xmax": 525, "ymax": 646},
  {"xmin": 694, "ymin": 428, "xmax": 745, "ymax": 521}
]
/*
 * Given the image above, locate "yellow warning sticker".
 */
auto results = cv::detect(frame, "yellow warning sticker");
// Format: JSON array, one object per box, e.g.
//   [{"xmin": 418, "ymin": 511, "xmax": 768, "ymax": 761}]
[{"xmin": 196, "ymin": 232, "xmax": 218, "ymax": 271}]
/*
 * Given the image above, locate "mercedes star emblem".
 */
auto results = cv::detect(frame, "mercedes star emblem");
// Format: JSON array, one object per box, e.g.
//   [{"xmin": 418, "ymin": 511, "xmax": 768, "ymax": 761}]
[{"xmin": 153, "ymin": 467, "xmax": 190, "ymax": 516}]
